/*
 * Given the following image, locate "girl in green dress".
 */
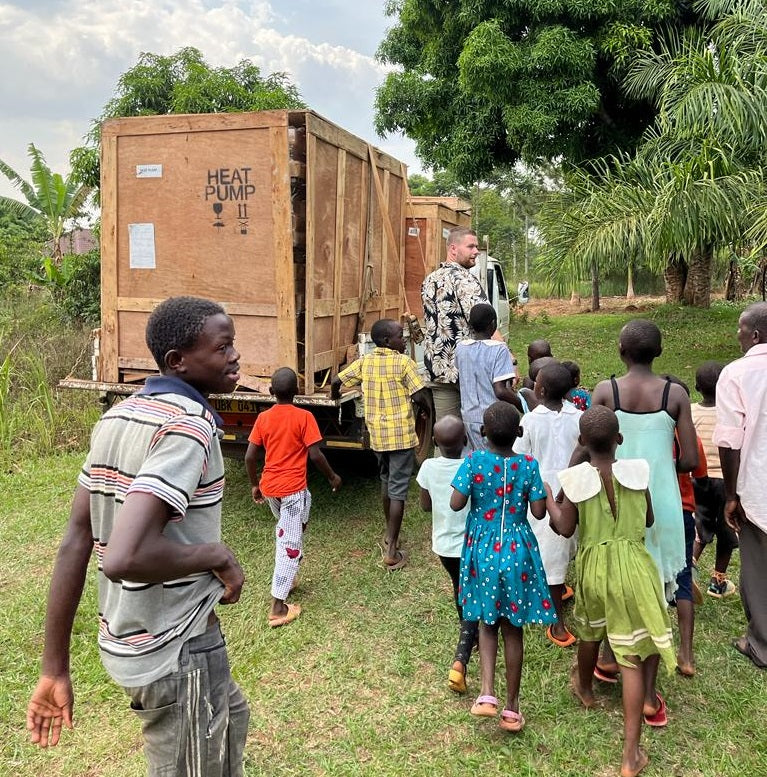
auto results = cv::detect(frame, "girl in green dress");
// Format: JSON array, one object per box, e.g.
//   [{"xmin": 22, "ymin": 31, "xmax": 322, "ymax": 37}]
[{"xmin": 546, "ymin": 406, "xmax": 675, "ymax": 777}]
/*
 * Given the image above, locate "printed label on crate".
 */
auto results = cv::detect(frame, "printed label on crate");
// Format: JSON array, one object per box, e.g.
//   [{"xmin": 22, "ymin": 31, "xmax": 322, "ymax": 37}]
[
  {"xmin": 128, "ymin": 223, "xmax": 156, "ymax": 269},
  {"xmin": 442, "ymin": 227, "xmax": 451, "ymax": 239},
  {"xmin": 408, "ymin": 227, "xmax": 420, "ymax": 237},
  {"xmin": 136, "ymin": 164, "xmax": 163, "ymax": 178},
  {"xmin": 203, "ymin": 167, "xmax": 255, "ymax": 235}
]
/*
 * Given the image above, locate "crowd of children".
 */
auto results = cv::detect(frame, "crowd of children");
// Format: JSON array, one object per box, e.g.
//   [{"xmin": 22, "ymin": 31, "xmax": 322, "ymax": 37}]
[{"xmin": 245, "ymin": 309, "xmax": 740, "ymax": 777}]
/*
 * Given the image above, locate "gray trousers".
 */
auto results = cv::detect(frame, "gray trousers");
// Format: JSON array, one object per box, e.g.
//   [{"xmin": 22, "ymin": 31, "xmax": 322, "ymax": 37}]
[
  {"xmin": 124, "ymin": 623, "xmax": 250, "ymax": 776},
  {"xmin": 429, "ymin": 381, "xmax": 461, "ymax": 424},
  {"xmin": 739, "ymin": 520, "xmax": 767, "ymax": 668}
]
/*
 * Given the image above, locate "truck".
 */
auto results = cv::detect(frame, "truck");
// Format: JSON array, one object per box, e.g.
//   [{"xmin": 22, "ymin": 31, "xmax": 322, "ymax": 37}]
[{"xmin": 61, "ymin": 110, "xmax": 512, "ymax": 459}]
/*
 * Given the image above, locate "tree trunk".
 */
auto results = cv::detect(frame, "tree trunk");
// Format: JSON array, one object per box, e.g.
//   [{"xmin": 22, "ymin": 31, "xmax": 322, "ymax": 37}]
[
  {"xmin": 664, "ymin": 254, "xmax": 687, "ymax": 303},
  {"xmin": 725, "ymin": 259, "xmax": 740, "ymax": 302},
  {"xmin": 626, "ymin": 260, "xmax": 635, "ymax": 299},
  {"xmin": 683, "ymin": 245, "xmax": 713, "ymax": 308},
  {"xmin": 591, "ymin": 260, "xmax": 600, "ymax": 312}
]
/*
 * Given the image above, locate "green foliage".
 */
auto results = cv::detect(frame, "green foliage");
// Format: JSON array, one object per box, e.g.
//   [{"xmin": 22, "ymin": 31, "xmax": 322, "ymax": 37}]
[
  {"xmin": 0, "ymin": 289, "xmax": 100, "ymax": 470},
  {"xmin": 0, "ymin": 144, "xmax": 93, "ymax": 264},
  {"xmin": 375, "ymin": 0, "xmax": 705, "ymax": 182},
  {"xmin": 42, "ymin": 250, "xmax": 101, "ymax": 324},
  {"xmin": 536, "ymin": 0, "xmax": 767, "ymax": 307},
  {"xmin": 0, "ymin": 207, "xmax": 47, "ymax": 288},
  {"xmin": 71, "ymin": 47, "xmax": 306, "ymax": 190}
]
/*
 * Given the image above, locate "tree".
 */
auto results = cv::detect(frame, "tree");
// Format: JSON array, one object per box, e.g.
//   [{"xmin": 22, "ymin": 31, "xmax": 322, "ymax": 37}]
[
  {"xmin": 71, "ymin": 47, "xmax": 305, "ymax": 190},
  {"xmin": 0, "ymin": 144, "xmax": 92, "ymax": 266},
  {"xmin": 375, "ymin": 0, "xmax": 704, "ymax": 183},
  {"xmin": 536, "ymin": 0, "xmax": 767, "ymax": 308}
]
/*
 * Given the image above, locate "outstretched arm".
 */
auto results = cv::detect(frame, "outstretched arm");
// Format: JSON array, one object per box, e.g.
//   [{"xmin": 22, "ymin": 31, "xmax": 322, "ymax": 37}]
[
  {"xmin": 27, "ymin": 485, "xmax": 93, "ymax": 748},
  {"xmin": 308, "ymin": 443, "xmax": 342, "ymax": 492},
  {"xmin": 244, "ymin": 442, "xmax": 265, "ymax": 502},
  {"xmin": 544, "ymin": 483, "xmax": 578, "ymax": 537}
]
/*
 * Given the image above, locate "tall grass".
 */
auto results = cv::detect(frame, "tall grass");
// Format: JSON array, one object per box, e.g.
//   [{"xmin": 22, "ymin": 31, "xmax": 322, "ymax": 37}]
[{"xmin": 0, "ymin": 288, "xmax": 100, "ymax": 471}]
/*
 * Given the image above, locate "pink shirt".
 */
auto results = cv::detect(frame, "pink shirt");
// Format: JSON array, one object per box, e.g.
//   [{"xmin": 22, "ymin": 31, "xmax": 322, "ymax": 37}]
[{"xmin": 712, "ymin": 343, "xmax": 767, "ymax": 531}]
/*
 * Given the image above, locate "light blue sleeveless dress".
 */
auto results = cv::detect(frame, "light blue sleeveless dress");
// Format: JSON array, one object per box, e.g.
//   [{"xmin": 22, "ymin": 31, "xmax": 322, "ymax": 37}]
[{"xmin": 611, "ymin": 377, "xmax": 685, "ymax": 595}]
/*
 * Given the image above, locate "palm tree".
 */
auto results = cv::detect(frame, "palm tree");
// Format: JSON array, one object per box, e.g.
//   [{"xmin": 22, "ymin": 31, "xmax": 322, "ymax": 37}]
[
  {"xmin": 0, "ymin": 144, "xmax": 92, "ymax": 265},
  {"xmin": 537, "ymin": 0, "xmax": 767, "ymax": 308}
]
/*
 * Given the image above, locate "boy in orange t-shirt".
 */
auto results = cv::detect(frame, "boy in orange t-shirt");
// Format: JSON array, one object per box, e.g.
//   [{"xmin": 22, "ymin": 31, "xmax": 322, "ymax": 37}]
[{"xmin": 245, "ymin": 367, "xmax": 341, "ymax": 627}]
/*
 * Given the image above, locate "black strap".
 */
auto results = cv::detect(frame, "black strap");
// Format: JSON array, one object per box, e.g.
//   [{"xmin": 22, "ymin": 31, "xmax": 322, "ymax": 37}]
[
  {"xmin": 661, "ymin": 377, "xmax": 672, "ymax": 412},
  {"xmin": 610, "ymin": 375, "xmax": 620, "ymax": 410}
]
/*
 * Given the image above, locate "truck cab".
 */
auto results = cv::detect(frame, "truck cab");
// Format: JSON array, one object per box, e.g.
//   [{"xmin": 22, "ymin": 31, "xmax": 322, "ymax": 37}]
[{"xmin": 472, "ymin": 252, "xmax": 510, "ymax": 339}]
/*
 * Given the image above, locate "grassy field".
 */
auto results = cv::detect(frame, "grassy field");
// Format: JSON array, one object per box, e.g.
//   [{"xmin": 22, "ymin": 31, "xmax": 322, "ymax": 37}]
[{"xmin": 2, "ymin": 302, "xmax": 765, "ymax": 777}]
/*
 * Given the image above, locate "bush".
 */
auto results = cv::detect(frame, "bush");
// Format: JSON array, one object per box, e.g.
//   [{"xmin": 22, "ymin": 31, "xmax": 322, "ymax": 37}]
[{"xmin": 44, "ymin": 249, "xmax": 101, "ymax": 324}]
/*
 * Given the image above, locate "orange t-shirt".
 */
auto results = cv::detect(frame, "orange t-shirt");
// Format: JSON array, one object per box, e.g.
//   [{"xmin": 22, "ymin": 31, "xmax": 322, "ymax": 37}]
[
  {"xmin": 248, "ymin": 403, "xmax": 323, "ymax": 498},
  {"xmin": 675, "ymin": 433, "xmax": 707, "ymax": 513}
]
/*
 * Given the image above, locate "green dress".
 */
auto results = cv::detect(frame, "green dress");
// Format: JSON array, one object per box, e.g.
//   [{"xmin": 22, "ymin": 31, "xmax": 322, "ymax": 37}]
[{"xmin": 558, "ymin": 460, "xmax": 675, "ymax": 672}]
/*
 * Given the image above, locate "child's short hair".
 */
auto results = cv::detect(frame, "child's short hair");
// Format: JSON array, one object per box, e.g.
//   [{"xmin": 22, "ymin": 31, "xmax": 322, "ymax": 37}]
[
  {"xmin": 271, "ymin": 367, "xmax": 299, "ymax": 400},
  {"xmin": 561, "ymin": 360, "xmax": 580, "ymax": 387},
  {"xmin": 146, "ymin": 296, "xmax": 225, "ymax": 371},
  {"xmin": 538, "ymin": 363, "xmax": 573, "ymax": 401},
  {"xmin": 579, "ymin": 406, "xmax": 620, "ymax": 453},
  {"xmin": 529, "ymin": 356, "xmax": 556, "ymax": 382},
  {"xmin": 619, "ymin": 319, "xmax": 661, "ymax": 364},
  {"xmin": 468, "ymin": 303, "xmax": 497, "ymax": 334},
  {"xmin": 483, "ymin": 401, "xmax": 520, "ymax": 447},
  {"xmin": 527, "ymin": 339, "xmax": 552, "ymax": 362},
  {"xmin": 371, "ymin": 318, "xmax": 399, "ymax": 347},
  {"xmin": 695, "ymin": 360, "xmax": 724, "ymax": 398},
  {"xmin": 433, "ymin": 414, "xmax": 465, "ymax": 455},
  {"xmin": 662, "ymin": 374, "xmax": 690, "ymax": 397}
]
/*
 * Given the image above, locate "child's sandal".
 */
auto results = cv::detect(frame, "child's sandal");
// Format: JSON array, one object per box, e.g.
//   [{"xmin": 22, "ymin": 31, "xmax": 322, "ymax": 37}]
[
  {"xmin": 470, "ymin": 694, "xmax": 498, "ymax": 717},
  {"xmin": 499, "ymin": 708, "xmax": 525, "ymax": 732}
]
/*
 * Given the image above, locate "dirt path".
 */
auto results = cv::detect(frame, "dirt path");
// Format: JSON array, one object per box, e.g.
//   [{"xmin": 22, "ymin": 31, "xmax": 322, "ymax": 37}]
[{"xmin": 522, "ymin": 294, "xmax": 667, "ymax": 317}]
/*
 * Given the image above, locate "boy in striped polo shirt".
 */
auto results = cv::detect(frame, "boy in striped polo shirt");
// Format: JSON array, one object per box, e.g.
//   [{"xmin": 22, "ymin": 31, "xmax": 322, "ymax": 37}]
[
  {"xmin": 332, "ymin": 318, "xmax": 433, "ymax": 570},
  {"xmin": 27, "ymin": 296, "xmax": 249, "ymax": 776}
]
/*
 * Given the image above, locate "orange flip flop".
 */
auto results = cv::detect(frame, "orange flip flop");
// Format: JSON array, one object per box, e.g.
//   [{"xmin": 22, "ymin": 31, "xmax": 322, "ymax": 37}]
[
  {"xmin": 268, "ymin": 602, "xmax": 301, "ymax": 628},
  {"xmin": 546, "ymin": 625, "xmax": 577, "ymax": 647}
]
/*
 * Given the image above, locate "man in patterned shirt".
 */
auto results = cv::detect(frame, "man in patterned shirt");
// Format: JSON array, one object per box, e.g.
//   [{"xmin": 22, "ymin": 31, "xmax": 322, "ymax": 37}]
[
  {"xmin": 26, "ymin": 296, "xmax": 249, "ymax": 776},
  {"xmin": 421, "ymin": 227, "xmax": 517, "ymax": 422},
  {"xmin": 332, "ymin": 319, "xmax": 432, "ymax": 570}
]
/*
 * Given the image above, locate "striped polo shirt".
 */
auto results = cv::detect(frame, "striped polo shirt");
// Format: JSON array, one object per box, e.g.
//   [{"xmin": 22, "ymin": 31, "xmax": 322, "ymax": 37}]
[{"xmin": 79, "ymin": 379, "xmax": 225, "ymax": 687}]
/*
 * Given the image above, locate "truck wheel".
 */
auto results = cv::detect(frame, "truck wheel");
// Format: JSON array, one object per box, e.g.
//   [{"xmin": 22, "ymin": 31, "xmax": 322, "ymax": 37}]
[{"xmin": 413, "ymin": 394, "xmax": 434, "ymax": 464}]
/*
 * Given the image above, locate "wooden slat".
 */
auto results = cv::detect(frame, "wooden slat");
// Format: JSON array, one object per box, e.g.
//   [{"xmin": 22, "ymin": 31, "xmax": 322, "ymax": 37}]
[
  {"xmin": 270, "ymin": 125, "xmax": 296, "ymax": 372},
  {"xmin": 101, "ymin": 110, "xmax": 290, "ymax": 138},
  {"xmin": 100, "ymin": 132, "xmax": 119, "ymax": 382},
  {"xmin": 313, "ymin": 297, "xmax": 366, "ymax": 317},
  {"xmin": 115, "ymin": 297, "xmax": 278, "ymax": 317},
  {"xmin": 331, "ymin": 149, "xmax": 346, "ymax": 375},
  {"xmin": 304, "ymin": 128, "xmax": 316, "ymax": 389}
]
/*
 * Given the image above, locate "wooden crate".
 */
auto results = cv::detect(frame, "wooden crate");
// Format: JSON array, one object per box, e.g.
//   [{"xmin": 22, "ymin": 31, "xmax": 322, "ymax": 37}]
[
  {"xmin": 403, "ymin": 196, "xmax": 472, "ymax": 315},
  {"xmin": 99, "ymin": 110, "xmax": 407, "ymax": 393}
]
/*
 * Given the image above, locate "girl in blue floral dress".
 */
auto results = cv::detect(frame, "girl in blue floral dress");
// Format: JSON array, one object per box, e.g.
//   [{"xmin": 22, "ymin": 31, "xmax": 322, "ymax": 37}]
[{"xmin": 450, "ymin": 401, "xmax": 556, "ymax": 732}]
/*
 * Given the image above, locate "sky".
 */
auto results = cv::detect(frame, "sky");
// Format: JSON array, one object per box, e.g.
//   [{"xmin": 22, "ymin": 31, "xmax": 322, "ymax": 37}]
[{"xmin": 0, "ymin": 0, "xmax": 422, "ymax": 204}]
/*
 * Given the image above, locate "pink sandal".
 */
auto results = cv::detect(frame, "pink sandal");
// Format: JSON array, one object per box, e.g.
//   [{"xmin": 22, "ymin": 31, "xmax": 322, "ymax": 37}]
[
  {"xmin": 499, "ymin": 708, "xmax": 525, "ymax": 732},
  {"xmin": 470, "ymin": 694, "xmax": 498, "ymax": 717}
]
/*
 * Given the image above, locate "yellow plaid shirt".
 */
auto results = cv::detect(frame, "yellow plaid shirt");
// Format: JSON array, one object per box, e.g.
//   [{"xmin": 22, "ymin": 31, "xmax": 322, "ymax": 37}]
[{"xmin": 338, "ymin": 347, "xmax": 425, "ymax": 452}]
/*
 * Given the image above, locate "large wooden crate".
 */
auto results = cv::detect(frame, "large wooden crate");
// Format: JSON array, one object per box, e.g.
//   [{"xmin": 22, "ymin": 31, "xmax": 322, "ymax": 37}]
[
  {"xmin": 403, "ymin": 196, "xmax": 472, "ymax": 316},
  {"xmin": 99, "ymin": 110, "xmax": 407, "ymax": 393}
]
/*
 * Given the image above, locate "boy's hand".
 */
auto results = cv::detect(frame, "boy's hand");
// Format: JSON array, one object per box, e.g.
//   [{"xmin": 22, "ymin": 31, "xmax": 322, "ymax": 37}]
[
  {"xmin": 724, "ymin": 497, "xmax": 746, "ymax": 532},
  {"xmin": 251, "ymin": 484, "xmax": 264, "ymax": 504},
  {"xmin": 213, "ymin": 549, "xmax": 245, "ymax": 604},
  {"xmin": 328, "ymin": 473, "xmax": 342, "ymax": 492},
  {"xmin": 27, "ymin": 674, "xmax": 74, "ymax": 748}
]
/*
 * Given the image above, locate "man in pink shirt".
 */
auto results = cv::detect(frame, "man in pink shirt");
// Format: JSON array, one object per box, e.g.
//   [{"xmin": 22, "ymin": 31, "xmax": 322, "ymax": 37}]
[{"xmin": 713, "ymin": 301, "xmax": 767, "ymax": 669}]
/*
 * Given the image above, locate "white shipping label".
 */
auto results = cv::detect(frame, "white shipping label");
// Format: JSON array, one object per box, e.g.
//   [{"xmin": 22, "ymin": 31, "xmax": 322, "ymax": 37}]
[
  {"xmin": 136, "ymin": 164, "xmax": 163, "ymax": 178},
  {"xmin": 128, "ymin": 223, "xmax": 156, "ymax": 269},
  {"xmin": 408, "ymin": 227, "xmax": 420, "ymax": 237}
]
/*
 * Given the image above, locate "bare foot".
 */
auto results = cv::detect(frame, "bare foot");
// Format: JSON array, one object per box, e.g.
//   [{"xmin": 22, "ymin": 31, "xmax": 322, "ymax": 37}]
[
  {"xmin": 569, "ymin": 666, "xmax": 596, "ymax": 709},
  {"xmin": 620, "ymin": 747, "xmax": 649, "ymax": 777},
  {"xmin": 676, "ymin": 656, "xmax": 695, "ymax": 677}
]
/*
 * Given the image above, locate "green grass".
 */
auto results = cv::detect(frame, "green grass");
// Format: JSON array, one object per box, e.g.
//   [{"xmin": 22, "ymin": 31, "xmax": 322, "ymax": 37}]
[{"xmin": 2, "ymin": 302, "xmax": 765, "ymax": 777}]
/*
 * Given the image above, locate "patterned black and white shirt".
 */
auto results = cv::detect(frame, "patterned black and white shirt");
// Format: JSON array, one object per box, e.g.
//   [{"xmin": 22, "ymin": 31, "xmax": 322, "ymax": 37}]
[{"xmin": 421, "ymin": 262, "xmax": 487, "ymax": 384}]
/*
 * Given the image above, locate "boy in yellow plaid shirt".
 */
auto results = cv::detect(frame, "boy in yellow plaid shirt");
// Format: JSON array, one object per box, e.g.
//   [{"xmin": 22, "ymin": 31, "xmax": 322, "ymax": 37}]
[{"xmin": 332, "ymin": 319, "xmax": 433, "ymax": 570}]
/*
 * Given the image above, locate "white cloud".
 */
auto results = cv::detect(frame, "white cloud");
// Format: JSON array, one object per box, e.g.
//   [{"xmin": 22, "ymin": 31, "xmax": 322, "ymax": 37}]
[{"xmin": 0, "ymin": 0, "xmax": 421, "ymax": 202}]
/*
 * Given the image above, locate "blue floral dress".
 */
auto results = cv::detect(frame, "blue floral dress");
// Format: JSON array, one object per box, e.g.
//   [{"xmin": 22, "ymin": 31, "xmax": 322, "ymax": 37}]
[{"xmin": 452, "ymin": 451, "xmax": 557, "ymax": 627}]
